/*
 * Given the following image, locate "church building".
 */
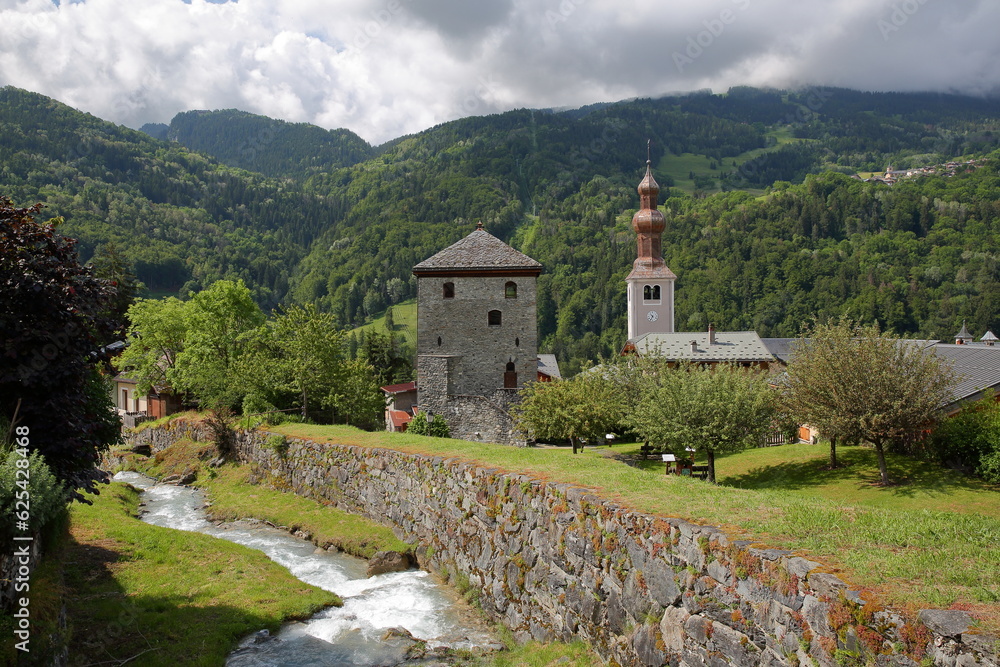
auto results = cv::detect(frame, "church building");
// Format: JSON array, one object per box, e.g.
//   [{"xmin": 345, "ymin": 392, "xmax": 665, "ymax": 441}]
[
  {"xmin": 621, "ymin": 158, "xmax": 772, "ymax": 367},
  {"xmin": 412, "ymin": 221, "xmax": 543, "ymax": 444}
]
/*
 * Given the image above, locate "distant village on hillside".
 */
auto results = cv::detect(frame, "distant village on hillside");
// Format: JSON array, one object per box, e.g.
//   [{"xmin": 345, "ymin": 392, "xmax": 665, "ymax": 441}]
[{"xmin": 856, "ymin": 158, "xmax": 985, "ymax": 185}]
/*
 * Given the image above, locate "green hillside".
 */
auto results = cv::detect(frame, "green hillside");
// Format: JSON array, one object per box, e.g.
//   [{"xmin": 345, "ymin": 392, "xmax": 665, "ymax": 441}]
[
  {"xmin": 351, "ymin": 300, "xmax": 417, "ymax": 351},
  {"xmin": 162, "ymin": 109, "xmax": 374, "ymax": 178},
  {"xmin": 4, "ymin": 85, "xmax": 1000, "ymax": 374}
]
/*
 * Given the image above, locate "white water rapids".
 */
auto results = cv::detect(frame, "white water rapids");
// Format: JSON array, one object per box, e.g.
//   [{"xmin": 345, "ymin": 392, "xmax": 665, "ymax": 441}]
[{"xmin": 112, "ymin": 471, "xmax": 497, "ymax": 666}]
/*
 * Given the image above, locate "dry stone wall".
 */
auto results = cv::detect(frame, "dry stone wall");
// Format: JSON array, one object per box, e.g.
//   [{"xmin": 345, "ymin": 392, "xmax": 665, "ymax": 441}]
[{"xmin": 125, "ymin": 422, "xmax": 998, "ymax": 667}]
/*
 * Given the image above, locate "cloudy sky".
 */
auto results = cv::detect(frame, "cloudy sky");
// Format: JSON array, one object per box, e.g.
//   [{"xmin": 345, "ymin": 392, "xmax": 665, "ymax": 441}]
[{"xmin": 1, "ymin": 0, "xmax": 998, "ymax": 144}]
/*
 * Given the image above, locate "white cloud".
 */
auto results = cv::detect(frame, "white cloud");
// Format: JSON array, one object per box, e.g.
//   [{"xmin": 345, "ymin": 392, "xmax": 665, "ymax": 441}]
[{"xmin": 0, "ymin": 0, "xmax": 996, "ymax": 144}]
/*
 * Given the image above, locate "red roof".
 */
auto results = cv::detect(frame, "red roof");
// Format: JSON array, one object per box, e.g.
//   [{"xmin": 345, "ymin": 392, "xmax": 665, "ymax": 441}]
[
  {"xmin": 381, "ymin": 381, "xmax": 417, "ymax": 395},
  {"xmin": 388, "ymin": 410, "xmax": 413, "ymax": 429}
]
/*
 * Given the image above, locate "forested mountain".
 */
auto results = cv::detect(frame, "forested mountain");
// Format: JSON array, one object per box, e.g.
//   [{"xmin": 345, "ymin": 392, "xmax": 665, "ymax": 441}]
[
  {"xmin": 147, "ymin": 109, "xmax": 374, "ymax": 178},
  {"xmin": 0, "ymin": 87, "xmax": 342, "ymax": 307},
  {"xmin": 3, "ymin": 85, "xmax": 1000, "ymax": 374}
]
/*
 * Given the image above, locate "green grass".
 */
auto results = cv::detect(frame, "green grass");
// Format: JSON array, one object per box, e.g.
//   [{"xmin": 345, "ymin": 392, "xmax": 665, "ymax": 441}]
[
  {"xmin": 198, "ymin": 464, "xmax": 412, "ymax": 558},
  {"xmin": 62, "ymin": 483, "xmax": 339, "ymax": 666},
  {"xmin": 351, "ymin": 299, "xmax": 417, "ymax": 350},
  {"xmin": 718, "ymin": 442, "xmax": 1000, "ymax": 517},
  {"xmin": 120, "ymin": 438, "xmax": 412, "ymax": 558},
  {"xmin": 274, "ymin": 423, "xmax": 1000, "ymax": 630},
  {"xmin": 471, "ymin": 639, "xmax": 599, "ymax": 666}
]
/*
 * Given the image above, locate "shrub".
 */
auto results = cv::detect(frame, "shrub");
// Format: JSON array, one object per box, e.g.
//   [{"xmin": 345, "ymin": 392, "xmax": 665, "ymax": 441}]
[
  {"xmin": 407, "ymin": 411, "xmax": 450, "ymax": 438},
  {"xmin": 264, "ymin": 434, "xmax": 289, "ymax": 457},
  {"xmin": 0, "ymin": 449, "xmax": 68, "ymax": 542},
  {"xmin": 978, "ymin": 448, "xmax": 1000, "ymax": 484},
  {"xmin": 930, "ymin": 394, "xmax": 1000, "ymax": 475}
]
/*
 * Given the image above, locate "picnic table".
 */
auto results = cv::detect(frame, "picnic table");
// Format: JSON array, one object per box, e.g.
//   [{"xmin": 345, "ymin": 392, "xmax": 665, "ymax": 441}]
[{"xmin": 662, "ymin": 454, "xmax": 709, "ymax": 479}]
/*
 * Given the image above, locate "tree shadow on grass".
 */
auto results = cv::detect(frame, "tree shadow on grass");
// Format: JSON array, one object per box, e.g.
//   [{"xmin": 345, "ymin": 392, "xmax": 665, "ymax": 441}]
[
  {"xmin": 720, "ymin": 446, "xmax": 992, "ymax": 501},
  {"xmin": 62, "ymin": 537, "xmax": 307, "ymax": 667}
]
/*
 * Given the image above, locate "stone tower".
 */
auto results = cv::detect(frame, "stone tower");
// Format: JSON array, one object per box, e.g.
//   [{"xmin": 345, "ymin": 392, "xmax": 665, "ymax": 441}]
[
  {"xmin": 412, "ymin": 222, "xmax": 542, "ymax": 443},
  {"xmin": 626, "ymin": 158, "xmax": 677, "ymax": 340}
]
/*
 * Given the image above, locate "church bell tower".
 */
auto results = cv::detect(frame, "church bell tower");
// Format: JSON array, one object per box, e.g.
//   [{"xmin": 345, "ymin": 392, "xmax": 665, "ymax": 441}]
[{"xmin": 626, "ymin": 153, "xmax": 676, "ymax": 340}]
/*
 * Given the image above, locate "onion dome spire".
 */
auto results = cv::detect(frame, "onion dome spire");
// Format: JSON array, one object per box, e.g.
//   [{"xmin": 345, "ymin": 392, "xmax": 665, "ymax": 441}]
[{"xmin": 632, "ymin": 142, "xmax": 665, "ymax": 239}]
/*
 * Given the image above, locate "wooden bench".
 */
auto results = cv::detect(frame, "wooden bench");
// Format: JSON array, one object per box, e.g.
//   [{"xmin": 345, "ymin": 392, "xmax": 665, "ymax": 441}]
[{"xmin": 690, "ymin": 465, "xmax": 710, "ymax": 480}]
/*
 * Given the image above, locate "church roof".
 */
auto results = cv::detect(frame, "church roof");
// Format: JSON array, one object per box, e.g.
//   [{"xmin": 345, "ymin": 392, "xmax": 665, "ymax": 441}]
[
  {"xmin": 626, "ymin": 331, "xmax": 775, "ymax": 363},
  {"xmin": 626, "ymin": 259, "xmax": 677, "ymax": 281},
  {"xmin": 413, "ymin": 223, "xmax": 542, "ymax": 276}
]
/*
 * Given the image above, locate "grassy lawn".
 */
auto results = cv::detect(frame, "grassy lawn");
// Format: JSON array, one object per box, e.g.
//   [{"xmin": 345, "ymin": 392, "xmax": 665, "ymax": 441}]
[
  {"xmin": 62, "ymin": 482, "xmax": 339, "ymax": 666},
  {"xmin": 715, "ymin": 442, "xmax": 1000, "ymax": 517},
  {"xmin": 274, "ymin": 423, "xmax": 1000, "ymax": 631}
]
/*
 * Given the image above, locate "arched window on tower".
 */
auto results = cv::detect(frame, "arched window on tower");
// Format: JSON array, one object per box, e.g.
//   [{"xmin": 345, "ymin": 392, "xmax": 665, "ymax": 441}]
[
  {"xmin": 505, "ymin": 281, "xmax": 517, "ymax": 299},
  {"xmin": 488, "ymin": 310, "xmax": 502, "ymax": 326},
  {"xmin": 504, "ymin": 361, "xmax": 517, "ymax": 388},
  {"xmin": 643, "ymin": 284, "xmax": 661, "ymax": 302},
  {"xmin": 443, "ymin": 282, "xmax": 455, "ymax": 299}
]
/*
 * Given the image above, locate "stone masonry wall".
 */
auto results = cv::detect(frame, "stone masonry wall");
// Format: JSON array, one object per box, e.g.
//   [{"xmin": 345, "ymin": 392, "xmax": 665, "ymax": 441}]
[
  {"xmin": 125, "ymin": 422, "xmax": 998, "ymax": 667},
  {"xmin": 417, "ymin": 274, "xmax": 538, "ymax": 398}
]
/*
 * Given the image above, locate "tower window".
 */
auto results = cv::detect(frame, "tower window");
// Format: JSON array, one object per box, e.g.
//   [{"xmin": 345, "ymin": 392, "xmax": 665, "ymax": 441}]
[
  {"xmin": 515, "ymin": 337, "xmax": 520, "ymax": 347},
  {"xmin": 643, "ymin": 284, "xmax": 661, "ymax": 302},
  {"xmin": 437, "ymin": 336, "xmax": 442, "ymax": 347},
  {"xmin": 488, "ymin": 310, "xmax": 502, "ymax": 326},
  {"xmin": 443, "ymin": 282, "xmax": 455, "ymax": 299},
  {"xmin": 505, "ymin": 281, "xmax": 517, "ymax": 299}
]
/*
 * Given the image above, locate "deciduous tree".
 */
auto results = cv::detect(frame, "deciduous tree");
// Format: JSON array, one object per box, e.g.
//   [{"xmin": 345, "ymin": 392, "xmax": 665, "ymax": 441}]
[
  {"xmin": 629, "ymin": 362, "xmax": 776, "ymax": 483},
  {"xmin": 784, "ymin": 319, "xmax": 956, "ymax": 485},
  {"xmin": 1, "ymin": 197, "xmax": 120, "ymax": 498},
  {"xmin": 515, "ymin": 372, "xmax": 626, "ymax": 453}
]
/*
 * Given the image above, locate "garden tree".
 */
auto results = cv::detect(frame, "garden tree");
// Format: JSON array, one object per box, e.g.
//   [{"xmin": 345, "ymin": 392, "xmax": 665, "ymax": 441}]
[
  {"xmin": 784, "ymin": 319, "xmax": 956, "ymax": 485},
  {"xmin": 114, "ymin": 297, "xmax": 189, "ymax": 395},
  {"xmin": 170, "ymin": 280, "xmax": 266, "ymax": 409},
  {"xmin": 514, "ymin": 373, "xmax": 627, "ymax": 453},
  {"xmin": 0, "ymin": 197, "xmax": 120, "ymax": 498},
  {"xmin": 244, "ymin": 304, "xmax": 385, "ymax": 428},
  {"xmin": 628, "ymin": 362, "xmax": 777, "ymax": 483},
  {"xmin": 325, "ymin": 359, "xmax": 386, "ymax": 430},
  {"xmin": 272, "ymin": 303, "xmax": 347, "ymax": 421}
]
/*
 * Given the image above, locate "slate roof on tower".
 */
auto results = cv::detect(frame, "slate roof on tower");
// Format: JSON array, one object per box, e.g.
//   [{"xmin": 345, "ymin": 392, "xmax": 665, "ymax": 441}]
[{"xmin": 412, "ymin": 222, "xmax": 542, "ymax": 276}]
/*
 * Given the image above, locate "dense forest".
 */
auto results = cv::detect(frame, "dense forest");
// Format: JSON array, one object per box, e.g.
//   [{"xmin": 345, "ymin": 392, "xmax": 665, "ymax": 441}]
[{"xmin": 2, "ymin": 85, "xmax": 1000, "ymax": 375}]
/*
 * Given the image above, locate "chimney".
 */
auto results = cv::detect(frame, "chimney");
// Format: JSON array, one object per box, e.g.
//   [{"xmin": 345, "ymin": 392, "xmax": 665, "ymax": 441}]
[
  {"xmin": 690, "ymin": 340, "xmax": 698, "ymax": 353},
  {"xmin": 708, "ymin": 323, "xmax": 716, "ymax": 345}
]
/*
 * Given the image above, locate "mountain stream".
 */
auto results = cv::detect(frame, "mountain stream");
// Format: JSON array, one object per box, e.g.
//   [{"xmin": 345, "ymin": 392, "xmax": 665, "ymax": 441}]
[{"xmin": 112, "ymin": 471, "xmax": 498, "ymax": 666}]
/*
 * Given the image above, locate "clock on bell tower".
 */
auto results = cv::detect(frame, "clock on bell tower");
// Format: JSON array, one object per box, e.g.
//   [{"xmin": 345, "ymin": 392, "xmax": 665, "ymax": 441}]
[{"xmin": 626, "ymin": 147, "xmax": 676, "ymax": 340}]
